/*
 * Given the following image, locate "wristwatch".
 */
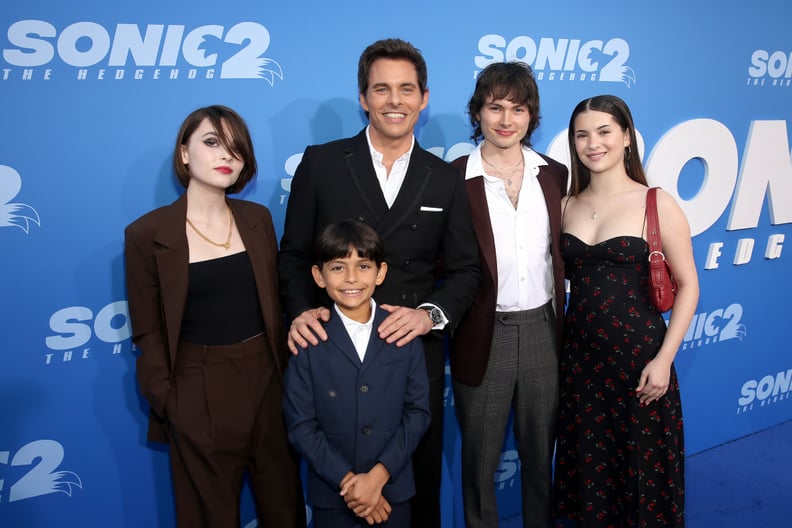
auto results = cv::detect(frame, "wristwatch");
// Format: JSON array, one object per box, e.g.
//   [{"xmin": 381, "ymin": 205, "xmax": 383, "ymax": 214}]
[{"xmin": 420, "ymin": 306, "xmax": 444, "ymax": 326}]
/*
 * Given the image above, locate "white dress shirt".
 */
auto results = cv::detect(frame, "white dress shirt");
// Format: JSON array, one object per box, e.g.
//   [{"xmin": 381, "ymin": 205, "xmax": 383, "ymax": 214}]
[
  {"xmin": 465, "ymin": 143, "xmax": 553, "ymax": 311},
  {"xmin": 335, "ymin": 299, "xmax": 376, "ymax": 362},
  {"xmin": 366, "ymin": 126, "xmax": 414, "ymax": 208},
  {"xmin": 364, "ymin": 126, "xmax": 448, "ymax": 329}
]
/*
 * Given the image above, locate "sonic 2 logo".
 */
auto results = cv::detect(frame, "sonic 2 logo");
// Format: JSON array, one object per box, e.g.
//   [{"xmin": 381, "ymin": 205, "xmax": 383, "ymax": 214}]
[
  {"xmin": 680, "ymin": 303, "xmax": 746, "ymax": 350},
  {"xmin": 0, "ymin": 440, "xmax": 82, "ymax": 503},
  {"xmin": 3, "ymin": 20, "xmax": 283, "ymax": 83},
  {"xmin": 748, "ymin": 49, "xmax": 792, "ymax": 86},
  {"xmin": 45, "ymin": 301, "xmax": 130, "ymax": 364},
  {"xmin": 475, "ymin": 34, "xmax": 636, "ymax": 86},
  {"xmin": 737, "ymin": 368, "xmax": 792, "ymax": 414}
]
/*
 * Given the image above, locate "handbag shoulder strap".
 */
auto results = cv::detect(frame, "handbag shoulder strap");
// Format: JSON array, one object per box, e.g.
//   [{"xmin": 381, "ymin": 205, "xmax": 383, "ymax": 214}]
[{"xmin": 646, "ymin": 187, "xmax": 664, "ymax": 259}]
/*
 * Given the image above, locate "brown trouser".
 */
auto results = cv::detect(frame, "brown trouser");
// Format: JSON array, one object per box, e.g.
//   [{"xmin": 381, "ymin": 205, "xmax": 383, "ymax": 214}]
[{"xmin": 166, "ymin": 334, "xmax": 305, "ymax": 528}]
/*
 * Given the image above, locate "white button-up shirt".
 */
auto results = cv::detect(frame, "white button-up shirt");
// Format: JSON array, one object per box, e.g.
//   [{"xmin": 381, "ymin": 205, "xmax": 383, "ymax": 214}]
[
  {"xmin": 335, "ymin": 299, "xmax": 376, "ymax": 362},
  {"xmin": 366, "ymin": 126, "xmax": 414, "ymax": 208},
  {"xmin": 465, "ymin": 144, "xmax": 553, "ymax": 311}
]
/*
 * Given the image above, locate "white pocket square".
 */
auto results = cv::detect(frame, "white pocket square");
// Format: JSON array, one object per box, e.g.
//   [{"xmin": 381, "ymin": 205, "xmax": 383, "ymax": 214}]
[{"xmin": 420, "ymin": 206, "xmax": 443, "ymax": 212}]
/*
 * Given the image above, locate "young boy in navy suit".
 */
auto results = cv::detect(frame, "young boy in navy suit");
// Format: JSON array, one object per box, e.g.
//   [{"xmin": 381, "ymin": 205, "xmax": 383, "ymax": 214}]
[{"xmin": 283, "ymin": 220, "xmax": 430, "ymax": 527}]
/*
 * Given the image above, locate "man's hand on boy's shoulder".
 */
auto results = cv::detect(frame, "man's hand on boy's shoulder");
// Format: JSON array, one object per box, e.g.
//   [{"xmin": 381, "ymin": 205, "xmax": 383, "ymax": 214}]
[
  {"xmin": 287, "ymin": 307, "xmax": 331, "ymax": 354},
  {"xmin": 377, "ymin": 304, "xmax": 433, "ymax": 346}
]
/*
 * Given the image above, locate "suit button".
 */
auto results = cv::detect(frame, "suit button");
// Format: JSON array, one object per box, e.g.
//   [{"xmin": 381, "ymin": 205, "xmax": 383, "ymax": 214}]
[
  {"xmin": 357, "ymin": 216, "xmax": 365, "ymax": 222},
  {"xmin": 360, "ymin": 384, "xmax": 369, "ymax": 393},
  {"xmin": 363, "ymin": 427, "xmax": 372, "ymax": 436},
  {"xmin": 401, "ymin": 294, "xmax": 407, "ymax": 301},
  {"xmin": 404, "ymin": 259, "xmax": 411, "ymax": 265},
  {"xmin": 410, "ymin": 224, "xmax": 418, "ymax": 230}
]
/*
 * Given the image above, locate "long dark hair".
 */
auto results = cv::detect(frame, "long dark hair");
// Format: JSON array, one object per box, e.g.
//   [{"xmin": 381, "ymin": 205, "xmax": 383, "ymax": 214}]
[{"xmin": 567, "ymin": 95, "xmax": 646, "ymax": 196}]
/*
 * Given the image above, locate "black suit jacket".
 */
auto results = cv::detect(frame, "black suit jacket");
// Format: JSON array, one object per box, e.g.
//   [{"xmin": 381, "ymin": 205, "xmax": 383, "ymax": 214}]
[
  {"xmin": 279, "ymin": 129, "xmax": 481, "ymax": 333},
  {"xmin": 125, "ymin": 195, "xmax": 288, "ymax": 442},
  {"xmin": 450, "ymin": 153, "xmax": 568, "ymax": 387}
]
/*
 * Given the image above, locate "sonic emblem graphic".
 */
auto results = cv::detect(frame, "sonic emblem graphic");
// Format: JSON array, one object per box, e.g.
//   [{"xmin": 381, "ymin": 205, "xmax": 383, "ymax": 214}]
[
  {"xmin": 222, "ymin": 56, "xmax": 283, "ymax": 84},
  {"xmin": 587, "ymin": 47, "xmax": 637, "ymax": 87},
  {"xmin": 0, "ymin": 165, "xmax": 40, "ymax": 233},
  {"xmin": 720, "ymin": 320, "xmax": 747, "ymax": 341},
  {"xmin": 218, "ymin": 22, "xmax": 283, "ymax": 84},
  {"xmin": 0, "ymin": 440, "xmax": 82, "ymax": 503},
  {"xmin": 15, "ymin": 468, "xmax": 84, "ymax": 502}
]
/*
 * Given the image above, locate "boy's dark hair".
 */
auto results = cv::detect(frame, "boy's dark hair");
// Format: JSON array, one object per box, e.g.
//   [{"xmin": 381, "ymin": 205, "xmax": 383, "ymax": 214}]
[{"xmin": 314, "ymin": 220, "xmax": 385, "ymax": 267}]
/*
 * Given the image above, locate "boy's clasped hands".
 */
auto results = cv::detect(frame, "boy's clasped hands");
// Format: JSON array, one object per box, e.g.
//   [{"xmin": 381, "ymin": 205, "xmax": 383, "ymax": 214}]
[{"xmin": 340, "ymin": 463, "xmax": 392, "ymax": 525}]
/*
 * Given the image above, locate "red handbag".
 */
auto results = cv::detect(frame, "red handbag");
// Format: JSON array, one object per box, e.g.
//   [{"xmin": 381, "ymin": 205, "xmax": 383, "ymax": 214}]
[{"xmin": 646, "ymin": 187, "xmax": 678, "ymax": 312}]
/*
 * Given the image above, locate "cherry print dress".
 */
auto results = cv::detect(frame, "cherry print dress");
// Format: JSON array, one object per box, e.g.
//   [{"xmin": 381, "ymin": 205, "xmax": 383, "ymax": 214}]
[{"xmin": 552, "ymin": 234, "xmax": 684, "ymax": 527}]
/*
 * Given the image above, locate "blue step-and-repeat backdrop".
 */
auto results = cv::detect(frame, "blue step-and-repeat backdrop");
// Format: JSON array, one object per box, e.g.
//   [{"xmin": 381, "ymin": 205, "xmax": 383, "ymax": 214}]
[{"xmin": 2, "ymin": 1, "xmax": 791, "ymax": 526}]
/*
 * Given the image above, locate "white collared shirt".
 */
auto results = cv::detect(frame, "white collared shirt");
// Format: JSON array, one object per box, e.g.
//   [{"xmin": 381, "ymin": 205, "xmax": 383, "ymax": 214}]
[
  {"xmin": 465, "ymin": 143, "xmax": 553, "ymax": 311},
  {"xmin": 364, "ymin": 127, "xmax": 447, "ymax": 329},
  {"xmin": 335, "ymin": 299, "xmax": 376, "ymax": 362},
  {"xmin": 366, "ymin": 126, "xmax": 414, "ymax": 208}
]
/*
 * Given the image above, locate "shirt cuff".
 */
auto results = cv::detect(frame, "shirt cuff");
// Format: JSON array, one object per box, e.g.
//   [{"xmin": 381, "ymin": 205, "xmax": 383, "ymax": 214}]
[{"xmin": 417, "ymin": 303, "xmax": 448, "ymax": 331}]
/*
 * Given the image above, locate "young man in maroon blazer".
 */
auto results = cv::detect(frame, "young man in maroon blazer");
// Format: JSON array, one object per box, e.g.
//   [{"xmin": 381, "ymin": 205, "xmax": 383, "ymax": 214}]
[{"xmin": 450, "ymin": 62, "xmax": 568, "ymax": 528}]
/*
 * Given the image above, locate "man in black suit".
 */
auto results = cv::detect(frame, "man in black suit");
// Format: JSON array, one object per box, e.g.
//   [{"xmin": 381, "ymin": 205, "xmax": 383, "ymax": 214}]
[{"xmin": 278, "ymin": 38, "xmax": 481, "ymax": 527}]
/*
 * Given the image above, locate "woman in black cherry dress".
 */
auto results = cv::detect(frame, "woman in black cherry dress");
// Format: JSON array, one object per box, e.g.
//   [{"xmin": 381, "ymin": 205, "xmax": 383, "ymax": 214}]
[{"xmin": 552, "ymin": 95, "xmax": 699, "ymax": 527}]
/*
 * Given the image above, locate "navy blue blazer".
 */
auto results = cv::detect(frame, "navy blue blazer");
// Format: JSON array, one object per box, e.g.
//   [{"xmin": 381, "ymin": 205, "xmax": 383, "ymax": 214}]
[{"xmin": 282, "ymin": 305, "xmax": 430, "ymax": 509}]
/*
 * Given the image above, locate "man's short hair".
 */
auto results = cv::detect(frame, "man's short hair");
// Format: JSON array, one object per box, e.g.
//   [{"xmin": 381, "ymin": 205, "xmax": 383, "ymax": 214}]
[{"xmin": 358, "ymin": 38, "xmax": 428, "ymax": 95}]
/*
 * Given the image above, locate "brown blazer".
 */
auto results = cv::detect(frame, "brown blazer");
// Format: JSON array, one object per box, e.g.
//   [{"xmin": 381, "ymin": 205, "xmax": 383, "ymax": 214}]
[
  {"xmin": 124, "ymin": 194, "xmax": 288, "ymax": 442},
  {"xmin": 450, "ymin": 153, "xmax": 568, "ymax": 387}
]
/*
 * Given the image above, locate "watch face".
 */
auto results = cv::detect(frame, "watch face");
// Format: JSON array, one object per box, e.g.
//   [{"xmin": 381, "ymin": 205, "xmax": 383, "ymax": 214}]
[{"xmin": 429, "ymin": 308, "xmax": 442, "ymax": 325}]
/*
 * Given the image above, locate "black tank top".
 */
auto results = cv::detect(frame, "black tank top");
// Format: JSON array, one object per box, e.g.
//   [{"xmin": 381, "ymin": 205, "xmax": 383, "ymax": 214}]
[{"xmin": 180, "ymin": 251, "xmax": 266, "ymax": 345}]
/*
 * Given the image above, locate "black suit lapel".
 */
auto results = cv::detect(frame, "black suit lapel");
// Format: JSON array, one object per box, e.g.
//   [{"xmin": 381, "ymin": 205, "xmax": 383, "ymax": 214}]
[
  {"xmin": 377, "ymin": 143, "xmax": 431, "ymax": 240},
  {"xmin": 344, "ymin": 132, "xmax": 434, "ymax": 241},
  {"xmin": 344, "ymin": 132, "xmax": 388, "ymax": 222}
]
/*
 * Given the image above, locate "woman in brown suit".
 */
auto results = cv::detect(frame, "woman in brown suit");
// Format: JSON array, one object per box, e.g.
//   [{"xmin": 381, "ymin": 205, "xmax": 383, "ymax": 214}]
[{"xmin": 124, "ymin": 105, "xmax": 304, "ymax": 527}]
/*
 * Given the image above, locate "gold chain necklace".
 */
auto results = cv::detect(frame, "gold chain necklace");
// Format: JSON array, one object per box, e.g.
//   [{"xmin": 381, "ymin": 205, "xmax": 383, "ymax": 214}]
[
  {"xmin": 186, "ymin": 207, "xmax": 233, "ymax": 250},
  {"xmin": 480, "ymin": 153, "xmax": 523, "ymax": 172},
  {"xmin": 481, "ymin": 153, "xmax": 524, "ymax": 187}
]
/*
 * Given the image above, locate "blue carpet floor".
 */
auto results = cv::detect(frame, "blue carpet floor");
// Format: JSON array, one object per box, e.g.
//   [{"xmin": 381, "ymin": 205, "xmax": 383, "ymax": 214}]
[
  {"xmin": 498, "ymin": 419, "xmax": 792, "ymax": 527},
  {"xmin": 686, "ymin": 419, "xmax": 792, "ymax": 527}
]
